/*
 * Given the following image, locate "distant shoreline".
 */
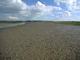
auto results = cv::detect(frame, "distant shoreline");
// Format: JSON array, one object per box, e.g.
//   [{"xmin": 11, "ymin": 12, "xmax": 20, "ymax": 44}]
[{"xmin": 0, "ymin": 21, "xmax": 80, "ymax": 25}]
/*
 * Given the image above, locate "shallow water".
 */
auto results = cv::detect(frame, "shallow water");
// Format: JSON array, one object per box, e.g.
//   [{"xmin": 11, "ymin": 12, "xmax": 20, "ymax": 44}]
[{"xmin": 0, "ymin": 23, "xmax": 26, "ymax": 29}]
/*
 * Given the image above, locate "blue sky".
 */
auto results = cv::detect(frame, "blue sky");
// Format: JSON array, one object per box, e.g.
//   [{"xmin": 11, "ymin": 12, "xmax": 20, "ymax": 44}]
[{"xmin": 0, "ymin": 0, "xmax": 80, "ymax": 21}]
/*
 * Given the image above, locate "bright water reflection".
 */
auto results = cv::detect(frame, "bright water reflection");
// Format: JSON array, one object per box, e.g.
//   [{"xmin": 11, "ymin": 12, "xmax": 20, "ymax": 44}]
[{"xmin": 0, "ymin": 23, "xmax": 25, "ymax": 29}]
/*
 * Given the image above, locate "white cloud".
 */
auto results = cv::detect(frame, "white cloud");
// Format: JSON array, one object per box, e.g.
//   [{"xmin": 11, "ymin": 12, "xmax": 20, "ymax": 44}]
[
  {"xmin": 0, "ymin": 0, "xmax": 27, "ymax": 14},
  {"xmin": 8, "ymin": 16, "xmax": 19, "ymax": 20},
  {"xmin": 0, "ymin": 0, "xmax": 62, "ymax": 20},
  {"xmin": 54, "ymin": 17, "xmax": 77, "ymax": 21},
  {"xmin": 68, "ymin": 2, "xmax": 80, "ymax": 11},
  {"xmin": 54, "ymin": 0, "xmax": 80, "ymax": 12},
  {"xmin": 54, "ymin": 0, "xmax": 76, "ymax": 5},
  {"xmin": 52, "ymin": 15, "xmax": 54, "ymax": 16},
  {"xmin": 62, "ymin": 11, "xmax": 71, "ymax": 16},
  {"xmin": 25, "ymin": 1, "xmax": 62, "ymax": 19},
  {"xmin": 51, "ymin": 11, "xmax": 71, "ymax": 21}
]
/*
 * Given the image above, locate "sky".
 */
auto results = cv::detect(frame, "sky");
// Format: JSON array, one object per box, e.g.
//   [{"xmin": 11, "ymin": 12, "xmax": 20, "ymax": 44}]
[{"xmin": 0, "ymin": 0, "xmax": 80, "ymax": 21}]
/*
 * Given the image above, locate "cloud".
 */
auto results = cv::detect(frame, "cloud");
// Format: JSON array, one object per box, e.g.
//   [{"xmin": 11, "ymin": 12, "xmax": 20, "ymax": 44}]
[
  {"xmin": 54, "ymin": 0, "xmax": 80, "ymax": 11},
  {"xmin": 25, "ymin": 1, "xmax": 62, "ymax": 19},
  {"xmin": 0, "ymin": 0, "xmax": 62, "ymax": 20},
  {"xmin": 0, "ymin": 0, "xmax": 27, "ymax": 14},
  {"xmin": 52, "ymin": 15, "xmax": 54, "ymax": 16},
  {"xmin": 62, "ymin": 11, "xmax": 71, "ymax": 16},
  {"xmin": 8, "ymin": 16, "xmax": 19, "ymax": 20},
  {"xmin": 68, "ymin": 2, "xmax": 80, "ymax": 11},
  {"xmin": 54, "ymin": 0, "xmax": 76, "ymax": 5},
  {"xmin": 55, "ymin": 11, "xmax": 71, "ymax": 18},
  {"xmin": 51, "ymin": 11, "xmax": 71, "ymax": 21},
  {"xmin": 54, "ymin": 17, "xmax": 77, "ymax": 21}
]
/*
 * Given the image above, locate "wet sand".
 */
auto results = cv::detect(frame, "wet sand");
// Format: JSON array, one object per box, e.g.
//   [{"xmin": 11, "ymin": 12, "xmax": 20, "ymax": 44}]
[
  {"xmin": 0, "ymin": 22, "xmax": 80, "ymax": 60},
  {"xmin": 0, "ymin": 23, "xmax": 15, "ymax": 26}
]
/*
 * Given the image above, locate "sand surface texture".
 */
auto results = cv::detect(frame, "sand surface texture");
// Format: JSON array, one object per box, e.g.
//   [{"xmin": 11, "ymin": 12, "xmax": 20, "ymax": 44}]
[{"xmin": 0, "ymin": 22, "xmax": 80, "ymax": 60}]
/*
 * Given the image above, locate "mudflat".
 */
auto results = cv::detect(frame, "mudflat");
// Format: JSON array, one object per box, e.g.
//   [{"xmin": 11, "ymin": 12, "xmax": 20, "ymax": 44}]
[
  {"xmin": 0, "ymin": 23, "xmax": 14, "ymax": 26},
  {"xmin": 0, "ymin": 22, "xmax": 80, "ymax": 60}
]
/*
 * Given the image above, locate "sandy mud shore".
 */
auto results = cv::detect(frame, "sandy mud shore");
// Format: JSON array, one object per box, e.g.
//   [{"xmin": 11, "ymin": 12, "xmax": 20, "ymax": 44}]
[
  {"xmin": 0, "ymin": 23, "xmax": 15, "ymax": 26},
  {"xmin": 0, "ymin": 22, "xmax": 80, "ymax": 60}
]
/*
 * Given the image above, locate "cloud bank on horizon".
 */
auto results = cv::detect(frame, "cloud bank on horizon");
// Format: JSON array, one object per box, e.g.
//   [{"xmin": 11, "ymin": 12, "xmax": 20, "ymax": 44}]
[{"xmin": 0, "ymin": 0, "xmax": 80, "ymax": 21}]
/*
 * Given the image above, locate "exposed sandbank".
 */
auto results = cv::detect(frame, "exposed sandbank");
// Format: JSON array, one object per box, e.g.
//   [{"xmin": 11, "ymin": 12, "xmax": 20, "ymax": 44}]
[{"xmin": 0, "ymin": 22, "xmax": 80, "ymax": 60}]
